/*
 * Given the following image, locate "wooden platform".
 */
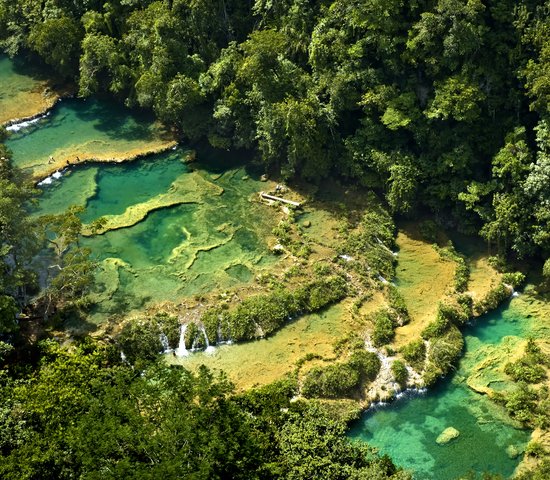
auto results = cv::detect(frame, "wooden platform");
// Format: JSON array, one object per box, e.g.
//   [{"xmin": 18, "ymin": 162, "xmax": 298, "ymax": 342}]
[{"xmin": 259, "ymin": 192, "xmax": 302, "ymax": 207}]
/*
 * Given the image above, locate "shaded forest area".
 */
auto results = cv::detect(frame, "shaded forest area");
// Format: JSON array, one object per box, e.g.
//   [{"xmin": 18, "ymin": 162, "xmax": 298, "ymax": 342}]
[{"xmin": 2, "ymin": 0, "xmax": 550, "ymax": 260}]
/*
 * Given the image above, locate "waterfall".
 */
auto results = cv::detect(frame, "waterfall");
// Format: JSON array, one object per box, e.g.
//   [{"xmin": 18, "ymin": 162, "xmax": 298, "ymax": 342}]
[
  {"xmin": 175, "ymin": 324, "xmax": 189, "ymax": 357},
  {"xmin": 6, "ymin": 111, "xmax": 50, "ymax": 132},
  {"xmin": 201, "ymin": 325, "xmax": 216, "ymax": 354},
  {"xmin": 159, "ymin": 333, "xmax": 172, "ymax": 354},
  {"xmin": 120, "ymin": 351, "xmax": 127, "ymax": 363}
]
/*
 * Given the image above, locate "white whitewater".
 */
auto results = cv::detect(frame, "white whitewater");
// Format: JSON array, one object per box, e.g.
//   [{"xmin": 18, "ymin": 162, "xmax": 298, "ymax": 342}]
[
  {"xmin": 175, "ymin": 324, "xmax": 189, "ymax": 357},
  {"xmin": 201, "ymin": 325, "xmax": 216, "ymax": 354},
  {"xmin": 6, "ymin": 111, "xmax": 50, "ymax": 132},
  {"xmin": 159, "ymin": 333, "xmax": 172, "ymax": 354},
  {"xmin": 37, "ymin": 169, "xmax": 65, "ymax": 186}
]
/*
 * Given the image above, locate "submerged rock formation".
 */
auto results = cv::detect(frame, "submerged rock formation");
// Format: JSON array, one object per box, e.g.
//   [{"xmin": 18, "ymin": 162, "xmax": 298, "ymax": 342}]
[{"xmin": 436, "ymin": 427, "xmax": 460, "ymax": 445}]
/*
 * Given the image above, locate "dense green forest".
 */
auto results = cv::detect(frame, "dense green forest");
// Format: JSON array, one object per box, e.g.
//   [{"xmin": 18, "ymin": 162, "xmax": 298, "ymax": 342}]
[{"xmin": 2, "ymin": 0, "xmax": 550, "ymax": 259}]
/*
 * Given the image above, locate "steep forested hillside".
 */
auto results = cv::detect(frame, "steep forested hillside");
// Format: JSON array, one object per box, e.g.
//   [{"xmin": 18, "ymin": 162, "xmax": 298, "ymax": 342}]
[{"xmin": 2, "ymin": 0, "xmax": 550, "ymax": 259}]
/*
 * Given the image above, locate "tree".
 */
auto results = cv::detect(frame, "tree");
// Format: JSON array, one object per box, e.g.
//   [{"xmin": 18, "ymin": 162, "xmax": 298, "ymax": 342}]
[
  {"xmin": 0, "ymin": 142, "xmax": 40, "ymax": 305},
  {"xmin": 28, "ymin": 16, "xmax": 82, "ymax": 78},
  {"xmin": 40, "ymin": 206, "xmax": 95, "ymax": 317}
]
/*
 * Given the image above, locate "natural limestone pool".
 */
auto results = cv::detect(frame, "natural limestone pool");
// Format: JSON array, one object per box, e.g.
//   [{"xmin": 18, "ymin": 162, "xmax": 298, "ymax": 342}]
[
  {"xmin": 5, "ymin": 97, "xmax": 176, "ymax": 179},
  {"xmin": 349, "ymin": 296, "xmax": 536, "ymax": 479},
  {"xmin": 34, "ymin": 149, "xmax": 278, "ymax": 322},
  {"xmin": 1, "ymin": 66, "xmax": 278, "ymax": 322}
]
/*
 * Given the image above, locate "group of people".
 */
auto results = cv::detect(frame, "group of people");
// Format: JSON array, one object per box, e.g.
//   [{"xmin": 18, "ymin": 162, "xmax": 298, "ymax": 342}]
[{"xmin": 47, "ymin": 155, "xmax": 80, "ymax": 164}]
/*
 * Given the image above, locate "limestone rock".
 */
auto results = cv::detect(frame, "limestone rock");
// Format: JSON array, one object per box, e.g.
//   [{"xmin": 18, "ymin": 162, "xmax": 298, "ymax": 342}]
[
  {"xmin": 506, "ymin": 444, "xmax": 523, "ymax": 459},
  {"xmin": 303, "ymin": 220, "xmax": 311, "ymax": 228},
  {"xmin": 436, "ymin": 427, "xmax": 460, "ymax": 445}
]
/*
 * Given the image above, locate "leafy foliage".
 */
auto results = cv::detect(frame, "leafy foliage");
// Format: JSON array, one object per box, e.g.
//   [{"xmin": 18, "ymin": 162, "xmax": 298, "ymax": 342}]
[
  {"xmin": 0, "ymin": 339, "xmax": 409, "ymax": 479},
  {"xmin": 302, "ymin": 351, "xmax": 381, "ymax": 399}
]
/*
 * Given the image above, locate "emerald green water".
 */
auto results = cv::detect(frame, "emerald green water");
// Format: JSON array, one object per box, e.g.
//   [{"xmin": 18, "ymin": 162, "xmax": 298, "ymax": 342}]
[
  {"xmin": 33, "ymin": 147, "xmax": 275, "ymax": 321},
  {"xmin": 36, "ymin": 151, "xmax": 189, "ymax": 220},
  {"xmin": 349, "ymin": 298, "xmax": 533, "ymax": 479},
  {"xmin": 5, "ymin": 97, "xmax": 171, "ymax": 175},
  {"xmin": 0, "ymin": 54, "xmax": 279, "ymax": 323}
]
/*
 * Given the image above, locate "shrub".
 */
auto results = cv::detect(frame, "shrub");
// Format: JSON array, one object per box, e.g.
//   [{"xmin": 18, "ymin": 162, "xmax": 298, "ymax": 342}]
[
  {"xmin": 196, "ymin": 276, "xmax": 348, "ymax": 344},
  {"xmin": 391, "ymin": 360, "xmax": 408, "ymax": 387},
  {"xmin": 504, "ymin": 383, "xmax": 540, "ymax": 426},
  {"xmin": 454, "ymin": 257, "xmax": 469, "ymax": 293},
  {"xmin": 201, "ymin": 307, "xmax": 222, "ymax": 345},
  {"xmin": 302, "ymin": 351, "xmax": 380, "ymax": 399},
  {"xmin": 348, "ymin": 350, "xmax": 381, "ymax": 382},
  {"xmin": 313, "ymin": 263, "xmax": 332, "ymax": 277},
  {"xmin": 117, "ymin": 314, "xmax": 178, "ymax": 364},
  {"xmin": 423, "ymin": 325, "xmax": 464, "ymax": 386},
  {"xmin": 299, "ymin": 276, "xmax": 348, "ymax": 312},
  {"xmin": 302, "ymin": 364, "xmax": 360, "ymax": 399},
  {"xmin": 372, "ymin": 309, "xmax": 395, "ymax": 347},
  {"xmin": 387, "ymin": 285, "xmax": 409, "ymax": 324},
  {"xmin": 185, "ymin": 322, "xmax": 203, "ymax": 349},
  {"xmin": 501, "ymin": 272, "xmax": 526, "ymax": 289},
  {"xmin": 475, "ymin": 282, "xmax": 510, "ymax": 315},
  {"xmin": 504, "ymin": 339, "xmax": 548, "ymax": 383},
  {"xmin": 421, "ymin": 316, "xmax": 449, "ymax": 339},
  {"xmin": 525, "ymin": 441, "xmax": 547, "ymax": 458},
  {"xmin": 437, "ymin": 301, "xmax": 468, "ymax": 326},
  {"xmin": 456, "ymin": 294, "xmax": 473, "ymax": 318},
  {"xmin": 401, "ymin": 340, "xmax": 426, "ymax": 371}
]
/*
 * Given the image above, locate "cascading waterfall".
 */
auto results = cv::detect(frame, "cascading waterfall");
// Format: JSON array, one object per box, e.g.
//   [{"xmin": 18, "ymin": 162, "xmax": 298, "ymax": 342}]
[
  {"xmin": 159, "ymin": 333, "xmax": 172, "ymax": 354},
  {"xmin": 200, "ymin": 325, "xmax": 216, "ymax": 354},
  {"xmin": 175, "ymin": 324, "xmax": 189, "ymax": 357},
  {"xmin": 6, "ymin": 111, "xmax": 50, "ymax": 132}
]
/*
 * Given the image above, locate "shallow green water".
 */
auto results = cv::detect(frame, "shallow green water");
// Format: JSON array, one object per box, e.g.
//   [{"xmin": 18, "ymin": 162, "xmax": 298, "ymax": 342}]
[
  {"xmin": 0, "ymin": 54, "xmax": 50, "ymax": 125},
  {"xmin": 34, "ymin": 146, "xmax": 275, "ymax": 321},
  {"xmin": 5, "ymin": 98, "xmax": 170, "ymax": 174},
  {"xmin": 349, "ymin": 299, "xmax": 532, "ymax": 479}
]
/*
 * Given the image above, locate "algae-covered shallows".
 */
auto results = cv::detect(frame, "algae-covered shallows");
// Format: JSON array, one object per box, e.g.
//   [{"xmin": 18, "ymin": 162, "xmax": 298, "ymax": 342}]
[
  {"xmin": 0, "ymin": 54, "xmax": 59, "ymax": 126},
  {"xmin": 32, "ymin": 151, "xmax": 277, "ymax": 322}
]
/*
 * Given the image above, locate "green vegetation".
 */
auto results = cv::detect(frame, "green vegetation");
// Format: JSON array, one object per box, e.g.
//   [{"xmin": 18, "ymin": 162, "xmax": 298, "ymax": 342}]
[
  {"xmin": 391, "ymin": 360, "xmax": 409, "ymax": 388},
  {"xmin": 0, "ymin": 339, "xmax": 411, "ymax": 479},
  {"xmin": 302, "ymin": 350, "xmax": 381, "ymax": 399},
  {"xmin": 423, "ymin": 325, "xmax": 464, "ymax": 387},
  {"xmin": 505, "ymin": 339, "xmax": 549, "ymax": 384},
  {"xmin": 339, "ymin": 206, "xmax": 396, "ymax": 282},
  {"xmin": 435, "ymin": 243, "xmax": 470, "ymax": 293},
  {"xmin": 475, "ymin": 282, "xmax": 513, "ymax": 316},
  {"xmin": 401, "ymin": 340, "xmax": 426, "ymax": 373},
  {"xmin": 3, "ymin": 1, "xmax": 550, "ymax": 477},
  {"xmin": 372, "ymin": 309, "xmax": 398, "ymax": 347},
  {"xmin": 3, "ymin": 0, "xmax": 550, "ymax": 263},
  {"xmin": 117, "ymin": 275, "xmax": 348, "ymax": 360}
]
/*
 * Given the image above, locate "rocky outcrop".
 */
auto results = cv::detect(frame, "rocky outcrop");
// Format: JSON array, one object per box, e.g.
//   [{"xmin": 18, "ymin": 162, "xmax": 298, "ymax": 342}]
[{"xmin": 436, "ymin": 427, "xmax": 460, "ymax": 445}]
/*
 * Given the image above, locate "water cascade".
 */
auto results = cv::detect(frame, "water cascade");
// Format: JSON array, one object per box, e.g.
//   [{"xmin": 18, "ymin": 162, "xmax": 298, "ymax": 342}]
[
  {"xmin": 201, "ymin": 325, "xmax": 216, "ymax": 354},
  {"xmin": 350, "ymin": 298, "xmax": 534, "ymax": 479},
  {"xmin": 159, "ymin": 333, "xmax": 172, "ymax": 354},
  {"xmin": 175, "ymin": 324, "xmax": 189, "ymax": 357},
  {"xmin": 6, "ymin": 111, "xmax": 50, "ymax": 132}
]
